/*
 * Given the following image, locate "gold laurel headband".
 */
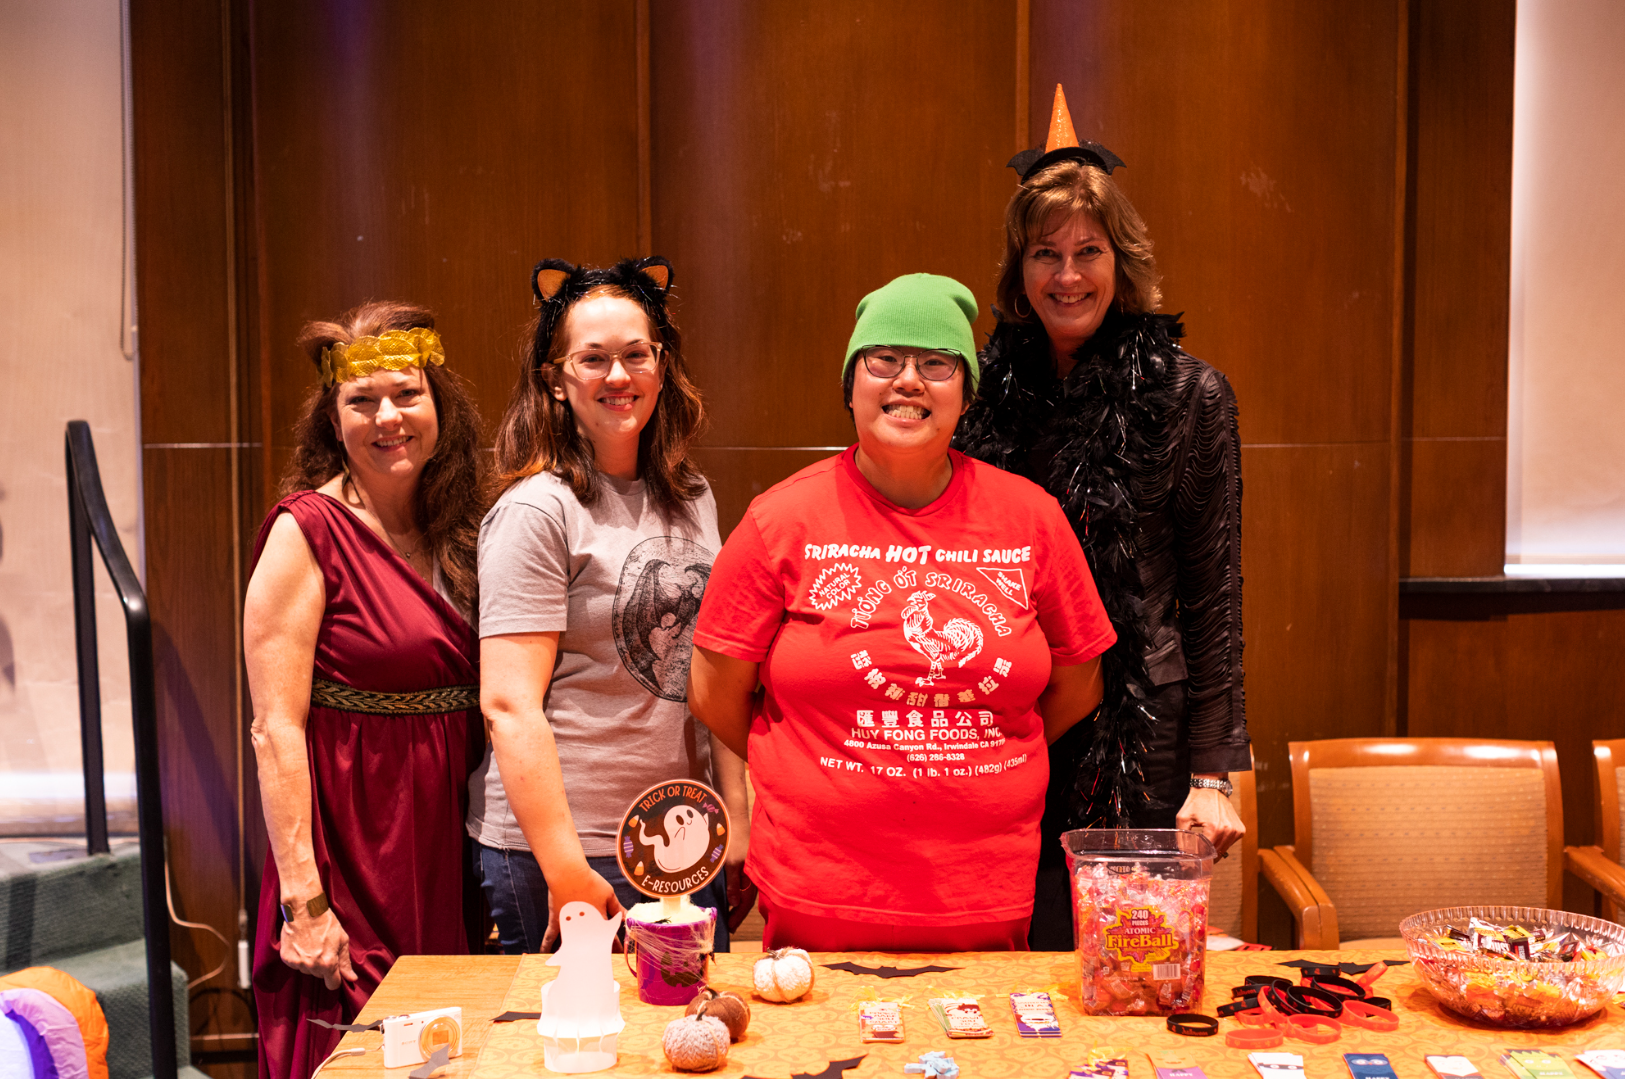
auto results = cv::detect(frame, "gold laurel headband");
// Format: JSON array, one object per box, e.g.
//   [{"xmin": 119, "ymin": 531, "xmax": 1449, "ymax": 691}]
[{"xmin": 320, "ymin": 327, "xmax": 446, "ymax": 387}]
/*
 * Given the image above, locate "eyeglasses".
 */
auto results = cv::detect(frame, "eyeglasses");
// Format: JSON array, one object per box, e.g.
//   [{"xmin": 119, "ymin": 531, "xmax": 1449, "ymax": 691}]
[
  {"xmin": 559, "ymin": 341, "xmax": 663, "ymax": 379},
  {"xmin": 859, "ymin": 347, "xmax": 963, "ymax": 382}
]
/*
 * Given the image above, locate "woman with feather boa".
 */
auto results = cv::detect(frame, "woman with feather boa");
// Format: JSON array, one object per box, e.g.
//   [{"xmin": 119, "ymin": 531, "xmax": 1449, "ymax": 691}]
[{"xmin": 954, "ymin": 93, "xmax": 1251, "ymax": 949}]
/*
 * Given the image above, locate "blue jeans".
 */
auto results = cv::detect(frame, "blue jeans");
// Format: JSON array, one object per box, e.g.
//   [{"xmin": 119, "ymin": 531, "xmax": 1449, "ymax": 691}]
[{"xmin": 474, "ymin": 842, "xmax": 732, "ymax": 954}]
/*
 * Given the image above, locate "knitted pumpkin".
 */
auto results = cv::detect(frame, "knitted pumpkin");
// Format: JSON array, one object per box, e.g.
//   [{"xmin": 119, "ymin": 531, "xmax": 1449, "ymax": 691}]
[
  {"xmin": 685, "ymin": 987, "xmax": 750, "ymax": 1041},
  {"xmin": 662, "ymin": 1009, "xmax": 731, "ymax": 1072},
  {"xmin": 752, "ymin": 947, "xmax": 815, "ymax": 1003}
]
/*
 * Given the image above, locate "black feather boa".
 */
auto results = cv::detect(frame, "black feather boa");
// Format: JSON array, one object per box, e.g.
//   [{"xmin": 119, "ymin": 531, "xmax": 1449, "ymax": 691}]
[{"xmin": 955, "ymin": 309, "xmax": 1186, "ymax": 828}]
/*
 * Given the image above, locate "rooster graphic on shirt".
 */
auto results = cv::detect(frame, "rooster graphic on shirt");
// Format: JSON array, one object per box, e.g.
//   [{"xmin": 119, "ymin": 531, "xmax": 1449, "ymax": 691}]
[{"xmin": 900, "ymin": 590, "xmax": 985, "ymax": 686}]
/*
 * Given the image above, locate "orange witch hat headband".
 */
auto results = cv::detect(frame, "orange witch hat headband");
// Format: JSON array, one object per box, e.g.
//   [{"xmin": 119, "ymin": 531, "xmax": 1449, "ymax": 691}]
[{"xmin": 1007, "ymin": 84, "xmax": 1125, "ymax": 182}]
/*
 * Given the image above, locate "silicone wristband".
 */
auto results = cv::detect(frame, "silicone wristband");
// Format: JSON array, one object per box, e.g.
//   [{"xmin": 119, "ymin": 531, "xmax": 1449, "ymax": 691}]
[
  {"xmin": 1225, "ymin": 1026, "xmax": 1284, "ymax": 1049},
  {"xmin": 1340, "ymin": 999, "xmax": 1400, "ymax": 1032},
  {"xmin": 1296, "ymin": 963, "xmax": 1343, "ymax": 978},
  {"xmin": 1283, "ymin": 1014, "xmax": 1342, "ymax": 1044},
  {"xmin": 1166, "ymin": 1013, "xmax": 1219, "ymax": 1037},
  {"xmin": 1217, "ymin": 1000, "xmax": 1254, "ymax": 1017},
  {"xmin": 1287, "ymin": 984, "xmax": 1344, "ymax": 1018},
  {"xmin": 1245, "ymin": 975, "xmax": 1294, "ymax": 989},
  {"xmin": 1304, "ymin": 975, "xmax": 1365, "ymax": 1000},
  {"xmin": 1363, "ymin": 996, "xmax": 1392, "ymax": 1011},
  {"xmin": 1234, "ymin": 1008, "xmax": 1279, "ymax": 1028}
]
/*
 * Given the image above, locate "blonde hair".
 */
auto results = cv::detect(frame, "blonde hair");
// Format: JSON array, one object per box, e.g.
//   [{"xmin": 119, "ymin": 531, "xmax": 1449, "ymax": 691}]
[{"xmin": 995, "ymin": 160, "xmax": 1162, "ymax": 322}]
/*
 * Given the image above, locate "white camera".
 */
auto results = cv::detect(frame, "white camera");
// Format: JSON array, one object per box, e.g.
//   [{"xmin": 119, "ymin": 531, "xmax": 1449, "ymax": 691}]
[{"xmin": 381, "ymin": 1007, "xmax": 463, "ymax": 1069}]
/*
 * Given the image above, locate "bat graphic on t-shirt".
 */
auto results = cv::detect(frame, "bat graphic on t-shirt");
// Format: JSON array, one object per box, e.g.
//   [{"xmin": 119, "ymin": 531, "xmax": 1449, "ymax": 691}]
[{"xmin": 612, "ymin": 536, "xmax": 714, "ymax": 701}]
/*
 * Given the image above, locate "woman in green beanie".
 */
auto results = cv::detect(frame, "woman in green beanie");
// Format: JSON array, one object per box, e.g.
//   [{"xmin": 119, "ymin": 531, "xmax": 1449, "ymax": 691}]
[{"xmin": 687, "ymin": 273, "xmax": 1116, "ymax": 951}]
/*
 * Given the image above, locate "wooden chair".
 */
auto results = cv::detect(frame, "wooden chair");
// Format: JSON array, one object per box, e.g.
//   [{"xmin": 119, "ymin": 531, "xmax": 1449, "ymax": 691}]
[
  {"xmin": 1258, "ymin": 738, "xmax": 1564, "ymax": 949},
  {"xmin": 1206, "ymin": 756, "xmax": 1259, "ymax": 943},
  {"xmin": 1562, "ymin": 738, "xmax": 1625, "ymax": 923}
]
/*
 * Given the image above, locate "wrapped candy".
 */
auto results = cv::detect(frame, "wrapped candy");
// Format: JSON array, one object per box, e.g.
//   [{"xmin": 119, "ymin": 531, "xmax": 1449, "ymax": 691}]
[{"xmin": 1066, "ymin": 831, "xmax": 1214, "ymax": 1017}]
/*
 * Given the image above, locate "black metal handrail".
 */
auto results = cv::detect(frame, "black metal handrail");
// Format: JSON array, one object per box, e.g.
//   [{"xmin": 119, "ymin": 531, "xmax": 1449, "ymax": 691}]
[{"xmin": 65, "ymin": 420, "xmax": 177, "ymax": 1079}]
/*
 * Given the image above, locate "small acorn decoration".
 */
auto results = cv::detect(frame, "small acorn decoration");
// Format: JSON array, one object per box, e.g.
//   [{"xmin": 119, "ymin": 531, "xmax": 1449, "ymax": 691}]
[
  {"xmin": 752, "ymin": 946, "xmax": 815, "ymax": 1003},
  {"xmin": 685, "ymin": 986, "xmax": 750, "ymax": 1041},
  {"xmin": 662, "ymin": 1002, "xmax": 731, "ymax": 1073}
]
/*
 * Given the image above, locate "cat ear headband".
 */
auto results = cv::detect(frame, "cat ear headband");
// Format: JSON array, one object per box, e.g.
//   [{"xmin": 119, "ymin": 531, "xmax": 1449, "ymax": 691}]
[
  {"xmin": 530, "ymin": 255, "xmax": 675, "ymax": 363},
  {"xmin": 1007, "ymin": 83, "xmax": 1125, "ymax": 182}
]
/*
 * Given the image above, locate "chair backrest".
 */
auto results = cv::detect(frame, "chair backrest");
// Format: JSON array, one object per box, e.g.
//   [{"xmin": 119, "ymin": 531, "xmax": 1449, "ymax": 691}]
[
  {"xmin": 1288, "ymin": 738, "xmax": 1563, "ymax": 942},
  {"xmin": 1206, "ymin": 755, "xmax": 1258, "ymax": 941},
  {"xmin": 1594, "ymin": 739, "xmax": 1624, "ymax": 864}
]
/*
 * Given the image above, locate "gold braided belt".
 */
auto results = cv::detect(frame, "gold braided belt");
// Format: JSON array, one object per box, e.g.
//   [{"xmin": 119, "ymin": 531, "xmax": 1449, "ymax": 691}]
[
  {"xmin": 320, "ymin": 327, "xmax": 445, "ymax": 387},
  {"xmin": 310, "ymin": 677, "xmax": 479, "ymax": 715}
]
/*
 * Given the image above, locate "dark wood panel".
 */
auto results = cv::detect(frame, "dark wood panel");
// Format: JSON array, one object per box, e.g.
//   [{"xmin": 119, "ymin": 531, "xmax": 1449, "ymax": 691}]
[
  {"xmin": 1401, "ymin": 437, "xmax": 1507, "ymax": 577},
  {"xmin": 1407, "ymin": 0, "xmax": 1514, "ymax": 439},
  {"xmin": 1403, "ymin": 607, "xmax": 1625, "ymax": 912},
  {"xmin": 1032, "ymin": 0, "xmax": 1404, "ymax": 446},
  {"xmin": 691, "ymin": 447, "xmax": 849, "ymax": 540},
  {"xmin": 1241, "ymin": 443, "xmax": 1395, "ymax": 849},
  {"xmin": 142, "ymin": 448, "xmax": 254, "ymax": 1038},
  {"xmin": 250, "ymin": 0, "xmax": 644, "ymax": 463},
  {"xmin": 130, "ymin": 0, "xmax": 234, "ymax": 443},
  {"xmin": 651, "ymin": 0, "xmax": 1017, "ymax": 450}
]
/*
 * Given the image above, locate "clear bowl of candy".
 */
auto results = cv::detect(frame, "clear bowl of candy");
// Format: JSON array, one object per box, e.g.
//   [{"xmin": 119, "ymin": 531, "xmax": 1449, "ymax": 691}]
[
  {"xmin": 1065, "ymin": 828, "xmax": 1216, "ymax": 1016},
  {"xmin": 1400, "ymin": 905, "xmax": 1625, "ymax": 1027}
]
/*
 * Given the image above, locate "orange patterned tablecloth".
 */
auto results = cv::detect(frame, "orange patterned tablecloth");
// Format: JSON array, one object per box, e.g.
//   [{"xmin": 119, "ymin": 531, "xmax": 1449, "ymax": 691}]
[{"xmin": 470, "ymin": 949, "xmax": 1625, "ymax": 1079}]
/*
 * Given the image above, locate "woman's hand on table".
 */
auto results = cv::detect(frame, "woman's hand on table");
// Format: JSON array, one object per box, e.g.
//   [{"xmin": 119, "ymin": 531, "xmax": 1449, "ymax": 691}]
[
  {"xmin": 542, "ymin": 861, "xmax": 626, "ymax": 951},
  {"xmin": 278, "ymin": 908, "xmax": 358, "ymax": 990},
  {"xmin": 1177, "ymin": 783, "xmax": 1245, "ymax": 856}
]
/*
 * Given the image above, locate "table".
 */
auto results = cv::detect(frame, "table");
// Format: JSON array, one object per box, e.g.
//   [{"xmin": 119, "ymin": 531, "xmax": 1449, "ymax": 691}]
[{"xmin": 334, "ymin": 950, "xmax": 1624, "ymax": 1078}]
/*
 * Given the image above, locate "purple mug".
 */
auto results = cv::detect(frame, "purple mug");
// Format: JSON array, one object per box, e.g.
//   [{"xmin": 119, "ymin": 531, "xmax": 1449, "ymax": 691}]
[{"xmin": 624, "ymin": 905, "xmax": 717, "ymax": 1006}]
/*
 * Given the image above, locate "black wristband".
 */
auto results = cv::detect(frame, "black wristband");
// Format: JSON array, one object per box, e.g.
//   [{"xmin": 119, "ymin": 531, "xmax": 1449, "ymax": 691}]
[
  {"xmin": 1305, "ymin": 974, "xmax": 1365, "ymax": 1000},
  {"xmin": 1166, "ymin": 1013, "xmax": 1219, "ymax": 1037},
  {"xmin": 1216, "ymin": 1000, "xmax": 1253, "ymax": 1017},
  {"xmin": 1364, "ymin": 996, "xmax": 1392, "ymax": 1011},
  {"xmin": 1287, "ymin": 984, "xmax": 1344, "ymax": 1018}
]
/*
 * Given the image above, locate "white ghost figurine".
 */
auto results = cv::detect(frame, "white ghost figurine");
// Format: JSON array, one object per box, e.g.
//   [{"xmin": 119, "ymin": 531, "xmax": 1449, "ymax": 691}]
[
  {"xmin": 640, "ymin": 805, "xmax": 711, "ymax": 873},
  {"xmin": 536, "ymin": 901, "xmax": 625, "ymax": 1073}
]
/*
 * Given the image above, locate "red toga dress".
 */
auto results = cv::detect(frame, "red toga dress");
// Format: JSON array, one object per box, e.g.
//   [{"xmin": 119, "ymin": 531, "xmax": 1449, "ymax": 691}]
[{"xmin": 251, "ymin": 491, "xmax": 482, "ymax": 1079}]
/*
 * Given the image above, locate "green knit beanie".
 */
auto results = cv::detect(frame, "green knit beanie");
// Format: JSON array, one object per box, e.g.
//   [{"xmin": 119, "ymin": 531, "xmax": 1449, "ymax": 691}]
[{"xmin": 843, "ymin": 273, "xmax": 980, "ymax": 390}]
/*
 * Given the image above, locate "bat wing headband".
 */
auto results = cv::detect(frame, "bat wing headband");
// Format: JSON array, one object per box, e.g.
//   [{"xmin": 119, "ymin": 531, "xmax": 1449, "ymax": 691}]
[
  {"xmin": 1007, "ymin": 83, "xmax": 1126, "ymax": 182},
  {"xmin": 531, "ymin": 255, "xmax": 675, "ymax": 365}
]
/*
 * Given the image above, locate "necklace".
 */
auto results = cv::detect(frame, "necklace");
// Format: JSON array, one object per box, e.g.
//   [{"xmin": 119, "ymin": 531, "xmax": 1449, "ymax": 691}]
[{"xmin": 343, "ymin": 469, "xmax": 423, "ymax": 562}]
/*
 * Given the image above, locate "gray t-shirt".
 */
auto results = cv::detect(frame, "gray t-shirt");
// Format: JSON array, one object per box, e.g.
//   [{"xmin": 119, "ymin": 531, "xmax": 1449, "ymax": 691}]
[{"xmin": 466, "ymin": 470, "xmax": 721, "ymax": 856}]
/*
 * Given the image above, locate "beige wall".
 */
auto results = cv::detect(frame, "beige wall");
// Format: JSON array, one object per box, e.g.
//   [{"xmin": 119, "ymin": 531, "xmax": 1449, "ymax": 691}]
[
  {"xmin": 0, "ymin": 0, "xmax": 141, "ymax": 831},
  {"xmin": 1508, "ymin": 0, "xmax": 1625, "ymax": 565}
]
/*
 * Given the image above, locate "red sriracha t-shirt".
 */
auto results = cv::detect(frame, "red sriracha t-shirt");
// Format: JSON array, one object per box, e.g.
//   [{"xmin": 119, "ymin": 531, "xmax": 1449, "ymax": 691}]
[{"xmin": 694, "ymin": 447, "xmax": 1116, "ymax": 926}]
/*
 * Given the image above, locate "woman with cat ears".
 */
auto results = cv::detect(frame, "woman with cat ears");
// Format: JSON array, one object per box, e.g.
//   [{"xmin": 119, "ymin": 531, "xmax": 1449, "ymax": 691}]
[{"xmin": 466, "ymin": 256, "xmax": 751, "ymax": 952}]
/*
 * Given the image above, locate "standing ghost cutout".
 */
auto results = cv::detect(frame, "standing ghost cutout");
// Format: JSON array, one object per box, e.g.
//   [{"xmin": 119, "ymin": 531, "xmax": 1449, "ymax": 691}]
[{"xmin": 538, "ymin": 901, "xmax": 626, "ymax": 1063}]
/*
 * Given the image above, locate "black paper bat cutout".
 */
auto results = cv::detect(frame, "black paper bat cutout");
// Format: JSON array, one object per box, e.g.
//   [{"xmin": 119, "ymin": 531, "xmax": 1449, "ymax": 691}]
[
  {"xmin": 490, "ymin": 1010, "xmax": 542, "ymax": 1022},
  {"xmin": 821, "ymin": 961, "xmax": 960, "ymax": 978},
  {"xmin": 409, "ymin": 1044, "xmax": 451, "ymax": 1079},
  {"xmin": 746, "ymin": 1054, "xmax": 868, "ymax": 1079},
  {"xmin": 304, "ymin": 1016, "xmax": 382, "ymax": 1032},
  {"xmin": 1277, "ymin": 959, "xmax": 1409, "ymax": 974}
]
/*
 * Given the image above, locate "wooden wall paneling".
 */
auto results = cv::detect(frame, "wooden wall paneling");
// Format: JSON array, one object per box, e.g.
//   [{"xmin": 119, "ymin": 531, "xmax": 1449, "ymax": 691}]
[
  {"xmin": 249, "ymin": 0, "xmax": 645, "ymax": 462},
  {"xmin": 1400, "ymin": 0, "xmax": 1514, "ymax": 577},
  {"xmin": 1241, "ymin": 445, "xmax": 1395, "ymax": 846},
  {"xmin": 132, "ymin": 0, "xmax": 259, "ymax": 1063},
  {"xmin": 1403, "ymin": 601, "xmax": 1625, "ymax": 912},
  {"xmin": 650, "ymin": 0, "xmax": 1018, "ymax": 521},
  {"xmin": 1030, "ymin": 0, "xmax": 1407, "ymax": 858}
]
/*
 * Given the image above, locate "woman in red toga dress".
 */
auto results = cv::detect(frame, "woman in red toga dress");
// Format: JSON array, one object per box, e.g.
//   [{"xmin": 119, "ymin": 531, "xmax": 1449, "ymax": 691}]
[{"xmin": 244, "ymin": 302, "xmax": 486, "ymax": 1079}]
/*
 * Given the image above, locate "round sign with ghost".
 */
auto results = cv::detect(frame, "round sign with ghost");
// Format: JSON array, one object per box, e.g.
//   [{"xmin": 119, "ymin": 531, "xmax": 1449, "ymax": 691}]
[{"xmin": 616, "ymin": 779, "xmax": 730, "ymax": 899}]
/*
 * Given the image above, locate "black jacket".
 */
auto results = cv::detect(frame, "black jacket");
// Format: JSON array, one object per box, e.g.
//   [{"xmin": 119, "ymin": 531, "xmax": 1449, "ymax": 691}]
[{"xmin": 955, "ymin": 310, "xmax": 1248, "ymax": 838}]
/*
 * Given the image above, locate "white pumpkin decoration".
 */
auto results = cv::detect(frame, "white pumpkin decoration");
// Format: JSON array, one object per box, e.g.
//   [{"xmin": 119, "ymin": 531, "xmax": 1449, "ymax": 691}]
[
  {"xmin": 662, "ymin": 1012, "xmax": 731, "ymax": 1072},
  {"xmin": 752, "ymin": 946, "xmax": 815, "ymax": 1003}
]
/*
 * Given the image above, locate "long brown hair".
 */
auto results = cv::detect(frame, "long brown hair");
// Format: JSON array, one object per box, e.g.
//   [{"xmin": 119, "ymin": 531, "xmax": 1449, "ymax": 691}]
[
  {"xmin": 995, "ymin": 160, "xmax": 1162, "ymax": 322},
  {"xmin": 492, "ymin": 260, "xmax": 706, "ymax": 520},
  {"xmin": 280, "ymin": 301, "xmax": 484, "ymax": 610}
]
